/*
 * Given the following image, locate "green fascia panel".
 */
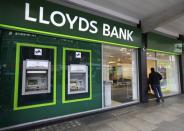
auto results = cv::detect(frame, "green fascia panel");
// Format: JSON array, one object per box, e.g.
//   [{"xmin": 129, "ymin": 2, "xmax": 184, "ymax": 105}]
[
  {"xmin": 62, "ymin": 48, "xmax": 92, "ymax": 103},
  {"xmin": 0, "ymin": 24, "xmax": 139, "ymax": 49},
  {"xmin": 0, "ymin": 0, "xmax": 142, "ymax": 48},
  {"xmin": 147, "ymin": 33, "xmax": 182, "ymax": 55},
  {"xmin": 147, "ymin": 49, "xmax": 179, "ymax": 55},
  {"xmin": 14, "ymin": 43, "xmax": 57, "ymax": 110}
]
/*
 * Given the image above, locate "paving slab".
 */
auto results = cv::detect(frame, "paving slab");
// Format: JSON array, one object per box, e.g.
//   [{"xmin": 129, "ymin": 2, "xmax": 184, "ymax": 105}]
[
  {"xmin": 153, "ymin": 121, "xmax": 184, "ymax": 131},
  {"xmin": 107, "ymin": 119, "xmax": 139, "ymax": 131},
  {"xmin": 125, "ymin": 117, "xmax": 158, "ymax": 131}
]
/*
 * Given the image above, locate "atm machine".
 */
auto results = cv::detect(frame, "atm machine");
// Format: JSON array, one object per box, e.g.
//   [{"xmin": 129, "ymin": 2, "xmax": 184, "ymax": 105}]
[
  {"xmin": 68, "ymin": 64, "xmax": 88, "ymax": 94},
  {"xmin": 22, "ymin": 59, "xmax": 51, "ymax": 95}
]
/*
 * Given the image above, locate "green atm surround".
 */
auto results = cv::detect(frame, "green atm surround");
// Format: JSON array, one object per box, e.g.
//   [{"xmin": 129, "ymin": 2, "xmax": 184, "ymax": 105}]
[
  {"xmin": 14, "ymin": 43, "xmax": 57, "ymax": 110},
  {"xmin": 62, "ymin": 47, "xmax": 92, "ymax": 103},
  {"xmin": 0, "ymin": 30, "xmax": 102, "ymax": 129}
]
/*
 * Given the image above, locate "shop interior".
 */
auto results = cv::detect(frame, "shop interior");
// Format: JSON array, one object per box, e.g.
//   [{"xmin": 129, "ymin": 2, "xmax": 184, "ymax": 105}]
[{"xmin": 103, "ymin": 45, "xmax": 138, "ymax": 107}]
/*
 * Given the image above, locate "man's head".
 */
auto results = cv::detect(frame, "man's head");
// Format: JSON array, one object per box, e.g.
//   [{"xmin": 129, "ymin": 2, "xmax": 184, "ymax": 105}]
[{"xmin": 151, "ymin": 67, "xmax": 155, "ymax": 72}]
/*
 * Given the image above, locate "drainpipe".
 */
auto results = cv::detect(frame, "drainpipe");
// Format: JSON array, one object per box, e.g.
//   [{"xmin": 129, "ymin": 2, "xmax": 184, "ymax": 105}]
[
  {"xmin": 137, "ymin": 21, "xmax": 148, "ymax": 102},
  {"xmin": 178, "ymin": 35, "xmax": 184, "ymax": 94}
]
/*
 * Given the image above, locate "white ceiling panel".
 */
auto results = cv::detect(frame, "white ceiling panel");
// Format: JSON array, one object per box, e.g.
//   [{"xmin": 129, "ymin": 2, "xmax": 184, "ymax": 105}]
[{"xmin": 159, "ymin": 15, "xmax": 184, "ymax": 35}]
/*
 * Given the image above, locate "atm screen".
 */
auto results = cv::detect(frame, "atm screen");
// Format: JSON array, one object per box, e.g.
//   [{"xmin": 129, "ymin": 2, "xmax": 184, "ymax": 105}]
[{"xmin": 28, "ymin": 79, "xmax": 38, "ymax": 86}]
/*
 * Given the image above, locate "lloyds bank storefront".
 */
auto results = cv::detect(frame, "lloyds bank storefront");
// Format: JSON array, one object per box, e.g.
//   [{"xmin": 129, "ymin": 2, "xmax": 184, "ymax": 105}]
[{"xmin": 0, "ymin": 0, "xmax": 184, "ymax": 130}]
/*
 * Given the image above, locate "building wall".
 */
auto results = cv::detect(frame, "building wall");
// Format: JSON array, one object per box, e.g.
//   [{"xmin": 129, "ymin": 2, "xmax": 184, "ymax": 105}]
[
  {"xmin": 0, "ymin": 0, "xmax": 183, "ymax": 130},
  {"xmin": 0, "ymin": 30, "xmax": 102, "ymax": 128}
]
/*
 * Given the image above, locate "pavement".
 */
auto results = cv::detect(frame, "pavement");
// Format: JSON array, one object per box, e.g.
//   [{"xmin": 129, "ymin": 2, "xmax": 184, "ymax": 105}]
[{"xmin": 29, "ymin": 94, "xmax": 184, "ymax": 131}]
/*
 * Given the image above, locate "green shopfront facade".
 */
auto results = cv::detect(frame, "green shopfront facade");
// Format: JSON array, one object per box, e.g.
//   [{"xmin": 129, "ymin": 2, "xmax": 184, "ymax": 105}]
[
  {"xmin": 0, "ymin": 0, "xmax": 183, "ymax": 130},
  {"xmin": 147, "ymin": 33, "xmax": 183, "ymax": 98}
]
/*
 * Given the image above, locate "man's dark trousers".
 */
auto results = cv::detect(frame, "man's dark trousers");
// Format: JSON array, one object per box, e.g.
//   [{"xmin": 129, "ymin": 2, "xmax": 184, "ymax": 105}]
[{"xmin": 151, "ymin": 84, "xmax": 163, "ymax": 101}]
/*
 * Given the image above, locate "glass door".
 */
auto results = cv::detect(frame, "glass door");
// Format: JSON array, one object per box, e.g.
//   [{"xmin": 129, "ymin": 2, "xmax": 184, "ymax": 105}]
[{"xmin": 103, "ymin": 45, "xmax": 139, "ymax": 107}]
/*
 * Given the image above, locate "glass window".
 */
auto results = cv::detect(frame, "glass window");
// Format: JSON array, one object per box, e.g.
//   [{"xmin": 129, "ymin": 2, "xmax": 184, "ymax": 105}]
[
  {"xmin": 147, "ymin": 52, "xmax": 180, "ymax": 97},
  {"xmin": 103, "ymin": 45, "xmax": 139, "ymax": 107}
]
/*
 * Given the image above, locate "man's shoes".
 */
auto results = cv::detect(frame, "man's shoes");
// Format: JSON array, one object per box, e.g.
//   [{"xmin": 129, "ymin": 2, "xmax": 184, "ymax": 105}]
[
  {"xmin": 161, "ymin": 98, "xmax": 164, "ymax": 102},
  {"xmin": 156, "ymin": 99, "xmax": 160, "ymax": 103}
]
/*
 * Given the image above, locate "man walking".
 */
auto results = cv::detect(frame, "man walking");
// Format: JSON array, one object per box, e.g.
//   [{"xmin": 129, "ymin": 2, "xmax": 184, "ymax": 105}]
[{"xmin": 149, "ymin": 67, "xmax": 164, "ymax": 102}]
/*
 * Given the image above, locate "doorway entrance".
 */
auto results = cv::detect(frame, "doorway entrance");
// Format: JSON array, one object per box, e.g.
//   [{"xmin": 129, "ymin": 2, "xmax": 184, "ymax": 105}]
[{"xmin": 147, "ymin": 51, "xmax": 180, "ymax": 99}]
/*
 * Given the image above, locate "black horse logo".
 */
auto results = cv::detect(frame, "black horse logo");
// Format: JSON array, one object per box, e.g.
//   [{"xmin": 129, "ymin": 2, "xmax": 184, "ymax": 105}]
[{"xmin": 34, "ymin": 49, "xmax": 42, "ymax": 55}]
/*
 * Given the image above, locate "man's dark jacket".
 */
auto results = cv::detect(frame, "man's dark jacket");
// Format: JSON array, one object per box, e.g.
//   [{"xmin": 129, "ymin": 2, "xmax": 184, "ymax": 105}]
[{"xmin": 149, "ymin": 71, "xmax": 162, "ymax": 85}]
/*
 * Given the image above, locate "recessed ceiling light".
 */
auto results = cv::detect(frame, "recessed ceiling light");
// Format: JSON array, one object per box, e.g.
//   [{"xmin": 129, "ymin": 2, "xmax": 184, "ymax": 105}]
[
  {"xmin": 108, "ymin": 61, "xmax": 116, "ymax": 64},
  {"xmin": 120, "ymin": 48, "xmax": 126, "ymax": 52}
]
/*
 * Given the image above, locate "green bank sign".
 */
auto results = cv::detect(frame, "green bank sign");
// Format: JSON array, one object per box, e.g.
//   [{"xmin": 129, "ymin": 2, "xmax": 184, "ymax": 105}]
[{"xmin": 0, "ymin": 0, "xmax": 141, "ymax": 47}]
